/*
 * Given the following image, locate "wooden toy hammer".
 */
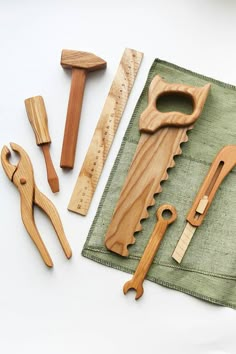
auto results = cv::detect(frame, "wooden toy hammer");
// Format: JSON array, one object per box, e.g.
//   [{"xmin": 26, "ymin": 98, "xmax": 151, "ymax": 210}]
[{"xmin": 60, "ymin": 50, "xmax": 107, "ymax": 169}]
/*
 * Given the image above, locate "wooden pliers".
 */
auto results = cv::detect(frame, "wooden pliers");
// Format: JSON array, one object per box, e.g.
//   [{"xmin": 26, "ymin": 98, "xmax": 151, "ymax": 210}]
[{"xmin": 1, "ymin": 142, "xmax": 72, "ymax": 267}]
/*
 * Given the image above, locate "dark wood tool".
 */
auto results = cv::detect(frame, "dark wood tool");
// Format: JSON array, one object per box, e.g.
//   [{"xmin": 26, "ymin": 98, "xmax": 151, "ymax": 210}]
[
  {"xmin": 60, "ymin": 49, "xmax": 107, "ymax": 169},
  {"xmin": 25, "ymin": 96, "xmax": 59, "ymax": 193}
]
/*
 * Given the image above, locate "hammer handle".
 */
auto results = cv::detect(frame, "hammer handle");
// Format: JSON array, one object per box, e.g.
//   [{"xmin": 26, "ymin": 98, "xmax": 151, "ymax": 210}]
[{"xmin": 60, "ymin": 68, "xmax": 87, "ymax": 169}]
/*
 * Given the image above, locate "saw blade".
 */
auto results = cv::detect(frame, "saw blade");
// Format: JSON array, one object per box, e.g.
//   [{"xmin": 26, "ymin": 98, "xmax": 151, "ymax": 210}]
[{"xmin": 105, "ymin": 125, "xmax": 192, "ymax": 256}]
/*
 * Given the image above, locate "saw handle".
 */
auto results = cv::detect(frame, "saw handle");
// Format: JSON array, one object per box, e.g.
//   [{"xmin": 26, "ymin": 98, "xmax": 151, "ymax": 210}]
[
  {"xmin": 187, "ymin": 145, "xmax": 236, "ymax": 227},
  {"xmin": 139, "ymin": 75, "xmax": 210, "ymax": 133}
]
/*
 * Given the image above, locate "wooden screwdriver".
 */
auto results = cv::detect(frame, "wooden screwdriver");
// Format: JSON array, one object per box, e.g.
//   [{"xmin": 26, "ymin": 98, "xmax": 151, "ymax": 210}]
[{"xmin": 25, "ymin": 96, "xmax": 59, "ymax": 193}]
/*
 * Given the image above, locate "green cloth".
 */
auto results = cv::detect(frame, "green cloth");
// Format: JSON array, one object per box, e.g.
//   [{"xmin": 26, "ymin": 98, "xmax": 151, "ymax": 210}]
[{"xmin": 82, "ymin": 59, "xmax": 236, "ymax": 309}]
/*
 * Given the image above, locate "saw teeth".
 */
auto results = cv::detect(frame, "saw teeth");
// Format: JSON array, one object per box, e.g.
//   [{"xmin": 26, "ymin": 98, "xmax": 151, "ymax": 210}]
[
  {"xmin": 162, "ymin": 172, "xmax": 168, "ymax": 181},
  {"xmin": 136, "ymin": 223, "xmax": 143, "ymax": 232},
  {"xmin": 141, "ymin": 210, "xmax": 150, "ymax": 220},
  {"xmin": 150, "ymin": 197, "xmax": 156, "ymax": 206},
  {"xmin": 134, "ymin": 130, "xmax": 191, "ymax": 234}
]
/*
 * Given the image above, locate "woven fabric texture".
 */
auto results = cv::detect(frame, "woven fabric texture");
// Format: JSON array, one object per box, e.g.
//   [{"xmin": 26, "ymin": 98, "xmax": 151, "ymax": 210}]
[{"xmin": 82, "ymin": 59, "xmax": 236, "ymax": 309}]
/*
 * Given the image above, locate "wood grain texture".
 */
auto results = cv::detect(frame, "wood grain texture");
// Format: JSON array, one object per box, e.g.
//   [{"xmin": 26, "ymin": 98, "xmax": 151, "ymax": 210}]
[
  {"xmin": 25, "ymin": 96, "xmax": 51, "ymax": 145},
  {"xmin": 61, "ymin": 49, "xmax": 107, "ymax": 71},
  {"xmin": 172, "ymin": 145, "xmax": 236, "ymax": 263},
  {"xmin": 60, "ymin": 68, "xmax": 87, "ymax": 169},
  {"xmin": 68, "ymin": 48, "xmax": 143, "ymax": 215},
  {"xmin": 104, "ymin": 76, "xmax": 210, "ymax": 257},
  {"xmin": 187, "ymin": 145, "xmax": 236, "ymax": 227},
  {"xmin": 1, "ymin": 143, "xmax": 71, "ymax": 267},
  {"xmin": 41, "ymin": 144, "xmax": 59, "ymax": 193},
  {"xmin": 139, "ymin": 75, "xmax": 210, "ymax": 133},
  {"xmin": 124, "ymin": 204, "xmax": 177, "ymax": 300},
  {"xmin": 25, "ymin": 95, "xmax": 59, "ymax": 193},
  {"xmin": 105, "ymin": 126, "xmax": 189, "ymax": 256},
  {"xmin": 172, "ymin": 222, "xmax": 196, "ymax": 263},
  {"xmin": 60, "ymin": 50, "xmax": 107, "ymax": 169}
]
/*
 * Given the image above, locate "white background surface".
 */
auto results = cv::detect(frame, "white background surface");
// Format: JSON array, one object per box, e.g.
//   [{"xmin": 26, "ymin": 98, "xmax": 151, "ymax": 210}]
[{"xmin": 0, "ymin": 1, "xmax": 236, "ymax": 353}]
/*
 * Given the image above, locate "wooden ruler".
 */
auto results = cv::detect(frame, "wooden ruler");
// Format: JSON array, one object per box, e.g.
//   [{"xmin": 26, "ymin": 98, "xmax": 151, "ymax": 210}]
[{"xmin": 68, "ymin": 48, "xmax": 143, "ymax": 215}]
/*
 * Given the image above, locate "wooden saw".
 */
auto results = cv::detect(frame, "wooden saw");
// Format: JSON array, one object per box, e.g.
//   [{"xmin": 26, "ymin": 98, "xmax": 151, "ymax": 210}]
[{"xmin": 105, "ymin": 75, "xmax": 211, "ymax": 256}]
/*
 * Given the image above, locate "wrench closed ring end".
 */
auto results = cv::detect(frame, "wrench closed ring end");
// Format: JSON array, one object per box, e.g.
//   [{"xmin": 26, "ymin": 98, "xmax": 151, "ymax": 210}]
[{"xmin": 157, "ymin": 204, "xmax": 177, "ymax": 225}]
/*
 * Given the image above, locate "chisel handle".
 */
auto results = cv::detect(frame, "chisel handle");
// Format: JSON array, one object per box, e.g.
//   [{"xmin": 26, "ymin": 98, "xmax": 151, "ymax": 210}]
[{"xmin": 187, "ymin": 145, "xmax": 236, "ymax": 227}]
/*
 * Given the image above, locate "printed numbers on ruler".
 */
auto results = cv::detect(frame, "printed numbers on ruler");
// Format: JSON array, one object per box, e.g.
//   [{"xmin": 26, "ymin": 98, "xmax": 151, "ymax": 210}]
[{"xmin": 68, "ymin": 48, "xmax": 143, "ymax": 215}]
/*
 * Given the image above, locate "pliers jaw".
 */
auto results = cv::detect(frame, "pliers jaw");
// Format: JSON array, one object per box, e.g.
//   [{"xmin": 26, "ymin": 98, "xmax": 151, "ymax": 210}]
[
  {"xmin": 1, "ymin": 142, "xmax": 33, "ymax": 184},
  {"xmin": 1, "ymin": 144, "xmax": 18, "ymax": 181}
]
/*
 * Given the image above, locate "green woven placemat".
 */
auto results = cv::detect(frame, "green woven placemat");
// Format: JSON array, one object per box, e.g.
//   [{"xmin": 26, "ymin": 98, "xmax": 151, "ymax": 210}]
[{"xmin": 82, "ymin": 59, "xmax": 236, "ymax": 309}]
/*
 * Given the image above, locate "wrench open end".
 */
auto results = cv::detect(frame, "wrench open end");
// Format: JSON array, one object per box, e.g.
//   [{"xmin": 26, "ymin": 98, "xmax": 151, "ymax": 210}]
[{"xmin": 123, "ymin": 279, "xmax": 144, "ymax": 300}]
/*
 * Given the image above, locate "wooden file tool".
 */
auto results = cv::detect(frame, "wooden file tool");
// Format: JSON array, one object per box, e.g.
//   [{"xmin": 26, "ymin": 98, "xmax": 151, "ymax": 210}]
[
  {"xmin": 105, "ymin": 75, "xmax": 210, "ymax": 256},
  {"xmin": 68, "ymin": 48, "xmax": 143, "ymax": 215},
  {"xmin": 172, "ymin": 145, "xmax": 236, "ymax": 263},
  {"xmin": 60, "ymin": 50, "xmax": 107, "ymax": 169},
  {"xmin": 25, "ymin": 96, "xmax": 59, "ymax": 193},
  {"xmin": 123, "ymin": 204, "xmax": 177, "ymax": 300}
]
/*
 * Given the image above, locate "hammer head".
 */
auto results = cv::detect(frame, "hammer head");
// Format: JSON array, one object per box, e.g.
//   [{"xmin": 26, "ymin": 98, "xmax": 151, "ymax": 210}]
[{"xmin": 61, "ymin": 50, "xmax": 107, "ymax": 72}]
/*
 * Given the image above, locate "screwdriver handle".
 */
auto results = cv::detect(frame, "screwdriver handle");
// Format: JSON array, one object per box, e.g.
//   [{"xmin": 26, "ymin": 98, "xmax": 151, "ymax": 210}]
[
  {"xmin": 25, "ymin": 96, "xmax": 59, "ymax": 193},
  {"xmin": 25, "ymin": 96, "xmax": 51, "ymax": 145},
  {"xmin": 187, "ymin": 145, "xmax": 236, "ymax": 227}
]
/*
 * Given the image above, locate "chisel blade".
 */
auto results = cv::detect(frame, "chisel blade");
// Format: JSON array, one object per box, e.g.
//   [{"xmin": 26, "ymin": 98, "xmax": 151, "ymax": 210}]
[{"xmin": 172, "ymin": 222, "xmax": 197, "ymax": 263}]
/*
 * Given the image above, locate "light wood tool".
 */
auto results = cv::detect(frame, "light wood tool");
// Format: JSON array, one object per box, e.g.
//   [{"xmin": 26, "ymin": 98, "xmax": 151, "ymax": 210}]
[
  {"xmin": 60, "ymin": 49, "xmax": 107, "ymax": 169},
  {"xmin": 68, "ymin": 48, "xmax": 143, "ymax": 215},
  {"xmin": 105, "ymin": 75, "xmax": 211, "ymax": 256},
  {"xmin": 172, "ymin": 145, "xmax": 236, "ymax": 263},
  {"xmin": 123, "ymin": 204, "xmax": 177, "ymax": 300},
  {"xmin": 25, "ymin": 96, "xmax": 59, "ymax": 193},
  {"xmin": 1, "ymin": 143, "xmax": 72, "ymax": 267}
]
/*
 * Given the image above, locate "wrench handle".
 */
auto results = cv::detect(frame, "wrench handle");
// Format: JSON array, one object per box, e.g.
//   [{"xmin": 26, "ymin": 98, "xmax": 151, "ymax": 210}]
[{"xmin": 123, "ymin": 204, "xmax": 177, "ymax": 300}]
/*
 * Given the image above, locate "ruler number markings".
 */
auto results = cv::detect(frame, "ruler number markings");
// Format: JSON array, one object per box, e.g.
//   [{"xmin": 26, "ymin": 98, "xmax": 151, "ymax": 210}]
[{"xmin": 69, "ymin": 49, "xmax": 143, "ymax": 215}]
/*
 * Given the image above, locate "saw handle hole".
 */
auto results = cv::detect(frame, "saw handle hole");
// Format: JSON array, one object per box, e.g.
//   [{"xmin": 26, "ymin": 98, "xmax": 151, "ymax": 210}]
[{"xmin": 156, "ymin": 92, "xmax": 193, "ymax": 115}]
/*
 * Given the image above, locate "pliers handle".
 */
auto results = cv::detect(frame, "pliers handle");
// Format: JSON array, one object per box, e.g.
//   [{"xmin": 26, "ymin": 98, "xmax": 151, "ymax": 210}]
[{"xmin": 1, "ymin": 143, "xmax": 72, "ymax": 267}]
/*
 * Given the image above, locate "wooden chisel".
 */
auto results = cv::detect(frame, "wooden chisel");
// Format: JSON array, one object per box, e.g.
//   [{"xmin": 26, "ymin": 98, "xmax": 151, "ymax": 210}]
[
  {"xmin": 25, "ymin": 96, "xmax": 59, "ymax": 193},
  {"xmin": 172, "ymin": 145, "xmax": 236, "ymax": 263}
]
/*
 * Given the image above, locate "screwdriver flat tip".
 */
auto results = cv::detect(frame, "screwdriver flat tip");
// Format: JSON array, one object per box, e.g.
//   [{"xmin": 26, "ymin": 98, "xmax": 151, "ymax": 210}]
[{"xmin": 48, "ymin": 176, "xmax": 60, "ymax": 193}]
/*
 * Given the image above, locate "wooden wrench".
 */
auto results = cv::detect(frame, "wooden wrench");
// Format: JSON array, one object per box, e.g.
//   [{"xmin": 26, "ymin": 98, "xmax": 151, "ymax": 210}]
[{"xmin": 123, "ymin": 204, "xmax": 177, "ymax": 300}]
